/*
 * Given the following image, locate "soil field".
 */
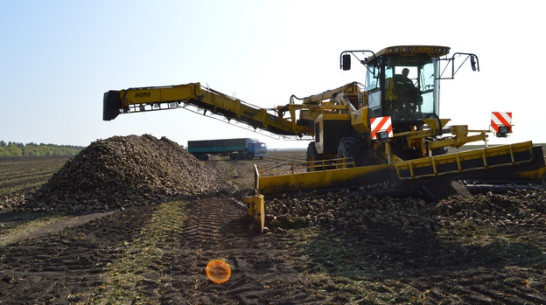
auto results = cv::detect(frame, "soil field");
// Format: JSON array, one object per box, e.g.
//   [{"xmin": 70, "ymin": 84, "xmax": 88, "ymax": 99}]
[
  {"xmin": 0, "ymin": 156, "xmax": 70, "ymax": 197},
  {"xmin": 1, "ymin": 149, "xmax": 545, "ymax": 304}
]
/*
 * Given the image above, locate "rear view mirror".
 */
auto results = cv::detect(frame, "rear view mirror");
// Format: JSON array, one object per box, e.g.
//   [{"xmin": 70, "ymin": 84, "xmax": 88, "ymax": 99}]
[
  {"xmin": 342, "ymin": 54, "xmax": 351, "ymax": 70},
  {"xmin": 470, "ymin": 55, "xmax": 476, "ymax": 71}
]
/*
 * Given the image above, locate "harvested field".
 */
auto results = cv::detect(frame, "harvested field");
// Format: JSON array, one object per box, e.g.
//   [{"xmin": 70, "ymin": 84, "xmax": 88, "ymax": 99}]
[
  {"xmin": 0, "ymin": 135, "xmax": 545, "ymax": 304},
  {"xmin": 0, "ymin": 156, "xmax": 69, "ymax": 208}
]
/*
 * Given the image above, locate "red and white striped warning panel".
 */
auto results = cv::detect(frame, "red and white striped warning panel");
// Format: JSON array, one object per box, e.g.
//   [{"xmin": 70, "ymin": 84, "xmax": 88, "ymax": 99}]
[
  {"xmin": 370, "ymin": 116, "xmax": 393, "ymax": 140},
  {"xmin": 491, "ymin": 112, "xmax": 512, "ymax": 134}
]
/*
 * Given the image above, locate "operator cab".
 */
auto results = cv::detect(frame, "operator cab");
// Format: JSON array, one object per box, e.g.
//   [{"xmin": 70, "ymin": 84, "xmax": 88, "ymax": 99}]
[{"xmin": 341, "ymin": 46, "xmax": 453, "ymax": 130}]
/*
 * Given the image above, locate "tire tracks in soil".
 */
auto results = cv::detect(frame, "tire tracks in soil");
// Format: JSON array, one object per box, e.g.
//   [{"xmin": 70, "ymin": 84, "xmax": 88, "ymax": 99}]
[
  {"xmin": 154, "ymin": 195, "xmax": 322, "ymax": 305},
  {"xmin": 0, "ymin": 196, "xmax": 320, "ymax": 305}
]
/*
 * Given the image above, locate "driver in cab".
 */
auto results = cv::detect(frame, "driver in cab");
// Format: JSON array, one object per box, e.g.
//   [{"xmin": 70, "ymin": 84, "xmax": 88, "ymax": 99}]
[
  {"xmin": 393, "ymin": 68, "xmax": 421, "ymax": 120},
  {"xmin": 393, "ymin": 68, "xmax": 420, "ymax": 102}
]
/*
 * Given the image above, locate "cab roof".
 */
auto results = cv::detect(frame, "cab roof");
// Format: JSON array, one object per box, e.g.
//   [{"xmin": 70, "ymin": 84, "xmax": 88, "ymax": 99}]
[{"xmin": 375, "ymin": 45, "xmax": 450, "ymax": 58}]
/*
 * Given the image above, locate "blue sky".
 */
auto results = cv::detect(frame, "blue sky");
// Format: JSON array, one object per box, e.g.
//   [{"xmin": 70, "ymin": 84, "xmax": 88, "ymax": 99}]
[{"xmin": 1, "ymin": 0, "xmax": 545, "ymax": 148}]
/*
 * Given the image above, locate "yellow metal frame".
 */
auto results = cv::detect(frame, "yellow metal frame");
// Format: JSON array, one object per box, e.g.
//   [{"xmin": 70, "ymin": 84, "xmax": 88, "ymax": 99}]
[
  {"xmin": 243, "ymin": 194, "xmax": 265, "ymax": 232},
  {"xmin": 118, "ymin": 83, "xmax": 312, "ymax": 136},
  {"xmin": 258, "ymin": 163, "xmax": 391, "ymax": 195},
  {"xmin": 254, "ymin": 141, "xmax": 544, "ymax": 197},
  {"xmin": 394, "ymin": 141, "xmax": 537, "ymax": 179}
]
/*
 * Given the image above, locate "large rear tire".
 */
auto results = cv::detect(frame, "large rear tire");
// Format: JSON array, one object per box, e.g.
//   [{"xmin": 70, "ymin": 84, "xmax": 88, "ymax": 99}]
[{"xmin": 337, "ymin": 136, "xmax": 367, "ymax": 167}]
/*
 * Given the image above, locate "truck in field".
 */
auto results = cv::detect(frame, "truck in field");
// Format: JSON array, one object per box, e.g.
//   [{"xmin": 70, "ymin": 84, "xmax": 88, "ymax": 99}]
[{"xmin": 187, "ymin": 138, "xmax": 267, "ymax": 161}]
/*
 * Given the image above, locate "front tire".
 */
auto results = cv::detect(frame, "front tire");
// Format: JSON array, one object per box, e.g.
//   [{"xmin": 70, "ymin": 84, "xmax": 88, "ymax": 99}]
[
  {"xmin": 306, "ymin": 142, "xmax": 322, "ymax": 171},
  {"xmin": 337, "ymin": 137, "xmax": 366, "ymax": 167}
]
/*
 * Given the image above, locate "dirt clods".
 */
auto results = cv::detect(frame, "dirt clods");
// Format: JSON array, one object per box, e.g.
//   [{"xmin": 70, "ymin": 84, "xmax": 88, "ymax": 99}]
[{"xmin": 267, "ymin": 188, "xmax": 546, "ymax": 237}]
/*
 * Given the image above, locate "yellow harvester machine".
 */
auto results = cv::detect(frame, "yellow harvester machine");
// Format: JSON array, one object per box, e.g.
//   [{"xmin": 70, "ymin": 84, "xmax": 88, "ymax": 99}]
[{"xmin": 104, "ymin": 45, "xmax": 545, "ymax": 231}]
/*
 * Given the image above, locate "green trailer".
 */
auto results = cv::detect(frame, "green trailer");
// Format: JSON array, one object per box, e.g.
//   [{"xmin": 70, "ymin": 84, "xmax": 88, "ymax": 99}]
[{"xmin": 187, "ymin": 138, "xmax": 267, "ymax": 161}]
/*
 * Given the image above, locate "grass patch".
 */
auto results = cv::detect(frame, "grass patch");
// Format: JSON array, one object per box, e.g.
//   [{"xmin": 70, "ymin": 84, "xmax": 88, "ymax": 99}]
[
  {"xmin": 437, "ymin": 220, "xmax": 545, "ymax": 266},
  {"xmin": 436, "ymin": 220, "xmax": 495, "ymax": 246},
  {"xmin": 0, "ymin": 214, "xmax": 68, "ymax": 247},
  {"xmin": 91, "ymin": 200, "xmax": 189, "ymax": 305}
]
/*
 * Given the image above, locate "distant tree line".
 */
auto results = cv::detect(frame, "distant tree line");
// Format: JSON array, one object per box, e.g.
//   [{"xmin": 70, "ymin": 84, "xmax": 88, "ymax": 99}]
[{"xmin": 0, "ymin": 140, "xmax": 84, "ymax": 157}]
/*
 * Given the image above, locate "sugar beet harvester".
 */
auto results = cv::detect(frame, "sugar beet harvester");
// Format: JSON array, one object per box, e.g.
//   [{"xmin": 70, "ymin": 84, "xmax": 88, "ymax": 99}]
[{"xmin": 104, "ymin": 45, "xmax": 545, "ymax": 231}]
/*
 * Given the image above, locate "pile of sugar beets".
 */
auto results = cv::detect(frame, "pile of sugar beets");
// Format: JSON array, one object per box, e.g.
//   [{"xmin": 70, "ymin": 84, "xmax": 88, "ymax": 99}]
[{"xmin": 23, "ymin": 135, "xmax": 231, "ymax": 212}]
